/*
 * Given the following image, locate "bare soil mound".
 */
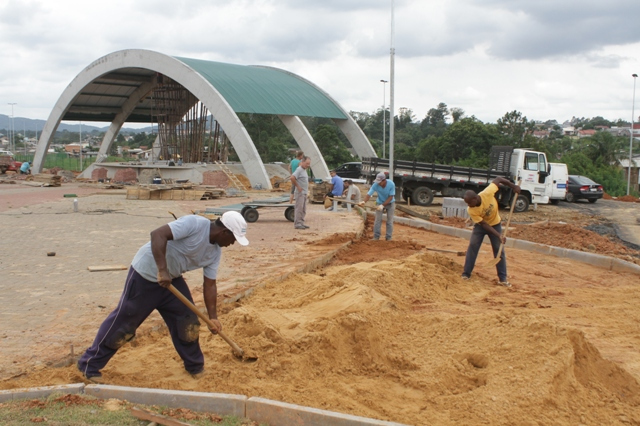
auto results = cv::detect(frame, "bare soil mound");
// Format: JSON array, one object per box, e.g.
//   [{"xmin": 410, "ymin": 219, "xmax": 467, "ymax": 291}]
[{"xmin": 4, "ymin": 251, "xmax": 640, "ymax": 425}]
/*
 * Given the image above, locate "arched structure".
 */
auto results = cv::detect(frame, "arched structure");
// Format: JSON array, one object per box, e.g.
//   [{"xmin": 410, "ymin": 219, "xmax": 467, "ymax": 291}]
[{"xmin": 33, "ymin": 49, "xmax": 376, "ymax": 188}]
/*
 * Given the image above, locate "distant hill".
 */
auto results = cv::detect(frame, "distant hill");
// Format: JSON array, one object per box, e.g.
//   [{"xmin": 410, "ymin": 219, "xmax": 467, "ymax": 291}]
[{"xmin": 0, "ymin": 114, "xmax": 151, "ymax": 134}]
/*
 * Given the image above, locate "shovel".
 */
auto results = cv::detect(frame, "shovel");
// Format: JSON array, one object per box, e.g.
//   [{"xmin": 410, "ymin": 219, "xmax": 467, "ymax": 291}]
[
  {"xmin": 167, "ymin": 284, "xmax": 257, "ymax": 363},
  {"xmin": 485, "ymin": 181, "xmax": 521, "ymax": 267}
]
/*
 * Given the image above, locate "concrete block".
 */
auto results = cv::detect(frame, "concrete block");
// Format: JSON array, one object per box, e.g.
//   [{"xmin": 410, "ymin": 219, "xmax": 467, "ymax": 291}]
[
  {"xmin": 442, "ymin": 197, "xmax": 469, "ymax": 219},
  {"xmin": 84, "ymin": 385, "xmax": 246, "ymax": 417},
  {"xmin": 247, "ymin": 397, "xmax": 409, "ymax": 426},
  {"xmin": 0, "ymin": 383, "xmax": 85, "ymax": 403}
]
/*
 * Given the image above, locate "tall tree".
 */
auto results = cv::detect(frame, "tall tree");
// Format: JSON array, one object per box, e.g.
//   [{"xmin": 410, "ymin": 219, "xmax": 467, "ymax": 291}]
[
  {"xmin": 496, "ymin": 110, "xmax": 535, "ymax": 147},
  {"xmin": 313, "ymin": 124, "xmax": 354, "ymax": 169},
  {"xmin": 420, "ymin": 102, "xmax": 449, "ymax": 138}
]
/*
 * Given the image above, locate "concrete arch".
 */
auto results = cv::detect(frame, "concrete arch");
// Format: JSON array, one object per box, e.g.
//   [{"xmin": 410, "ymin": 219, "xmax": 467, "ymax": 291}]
[
  {"xmin": 34, "ymin": 50, "xmax": 377, "ymax": 188},
  {"xmin": 34, "ymin": 49, "xmax": 271, "ymax": 188},
  {"xmin": 257, "ymin": 66, "xmax": 376, "ymax": 159},
  {"xmin": 95, "ymin": 81, "xmax": 156, "ymax": 164},
  {"xmin": 278, "ymin": 115, "xmax": 330, "ymax": 179}
]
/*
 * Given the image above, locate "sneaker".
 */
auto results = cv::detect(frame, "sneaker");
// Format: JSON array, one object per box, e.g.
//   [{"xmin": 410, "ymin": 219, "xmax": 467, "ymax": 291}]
[
  {"xmin": 302, "ymin": 225, "xmax": 310, "ymax": 228},
  {"xmin": 499, "ymin": 281, "xmax": 512, "ymax": 287},
  {"xmin": 371, "ymin": 238, "xmax": 379, "ymax": 241},
  {"xmin": 461, "ymin": 275, "xmax": 469, "ymax": 280},
  {"xmin": 295, "ymin": 226, "xmax": 307, "ymax": 229}
]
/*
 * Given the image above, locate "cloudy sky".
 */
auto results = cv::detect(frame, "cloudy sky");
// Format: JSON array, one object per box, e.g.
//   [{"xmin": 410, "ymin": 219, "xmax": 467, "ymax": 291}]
[{"xmin": 1, "ymin": 0, "xmax": 640, "ymax": 128}]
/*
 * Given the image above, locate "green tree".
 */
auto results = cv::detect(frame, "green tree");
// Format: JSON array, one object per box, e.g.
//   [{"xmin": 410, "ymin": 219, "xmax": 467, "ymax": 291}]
[
  {"xmin": 496, "ymin": 110, "xmax": 535, "ymax": 147},
  {"xmin": 313, "ymin": 124, "xmax": 354, "ymax": 168},
  {"xmin": 420, "ymin": 102, "xmax": 449, "ymax": 138}
]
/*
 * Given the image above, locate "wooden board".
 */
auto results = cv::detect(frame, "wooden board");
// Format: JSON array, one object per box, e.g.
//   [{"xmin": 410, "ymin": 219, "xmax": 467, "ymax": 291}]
[
  {"xmin": 130, "ymin": 407, "xmax": 194, "ymax": 426},
  {"xmin": 87, "ymin": 265, "xmax": 128, "ymax": 272}
]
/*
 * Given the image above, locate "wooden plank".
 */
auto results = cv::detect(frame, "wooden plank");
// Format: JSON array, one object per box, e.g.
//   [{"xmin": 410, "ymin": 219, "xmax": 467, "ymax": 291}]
[
  {"xmin": 130, "ymin": 407, "xmax": 194, "ymax": 426},
  {"xmin": 87, "ymin": 265, "xmax": 128, "ymax": 272},
  {"xmin": 396, "ymin": 204, "xmax": 431, "ymax": 221}
]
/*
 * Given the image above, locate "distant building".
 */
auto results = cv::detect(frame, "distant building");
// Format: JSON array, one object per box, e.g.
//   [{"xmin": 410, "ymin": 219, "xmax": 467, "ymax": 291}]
[{"xmin": 577, "ymin": 129, "xmax": 596, "ymax": 138}]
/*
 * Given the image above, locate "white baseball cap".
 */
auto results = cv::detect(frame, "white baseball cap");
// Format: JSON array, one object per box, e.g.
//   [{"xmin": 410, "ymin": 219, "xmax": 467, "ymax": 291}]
[
  {"xmin": 220, "ymin": 211, "xmax": 249, "ymax": 246},
  {"xmin": 374, "ymin": 172, "xmax": 386, "ymax": 183}
]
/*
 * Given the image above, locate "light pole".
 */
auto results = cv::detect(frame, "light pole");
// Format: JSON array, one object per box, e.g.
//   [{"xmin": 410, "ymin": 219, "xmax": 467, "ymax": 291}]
[
  {"xmin": 628, "ymin": 73, "xmax": 638, "ymax": 196},
  {"xmin": 380, "ymin": 79, "xmax": 388, "ymax": 158},
  {"xmin": 79, "ymin": 121, "xmax": 83, "ymax": 172},
  {"xmin": 8, "ymin": 103, "xmax": 16, "ymax": 154}
]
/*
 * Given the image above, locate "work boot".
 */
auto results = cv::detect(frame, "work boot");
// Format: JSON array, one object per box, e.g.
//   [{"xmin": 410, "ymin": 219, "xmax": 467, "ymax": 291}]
[
  {"xmin": 190, "ymin": 369, "xmax": 205, "ymax": 379},
  {"xmin": 78, "ymin": 362, "xmax": 105, "ymax": 384},
  {"xmin": 86, "ymin": 375, "xmax": 105, "ymax": 384}
]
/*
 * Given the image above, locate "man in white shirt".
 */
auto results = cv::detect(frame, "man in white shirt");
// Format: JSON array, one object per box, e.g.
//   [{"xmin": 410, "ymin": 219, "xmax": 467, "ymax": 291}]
[{"xmin": 77, "ymin": 211, "xmax": 249, "ymax": 383}]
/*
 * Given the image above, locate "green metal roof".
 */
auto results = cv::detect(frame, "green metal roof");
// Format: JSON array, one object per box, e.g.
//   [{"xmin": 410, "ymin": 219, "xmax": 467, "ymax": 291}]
[{"xmin": 174, "ymin": 57, "xmax": 347, "ymax": 119}]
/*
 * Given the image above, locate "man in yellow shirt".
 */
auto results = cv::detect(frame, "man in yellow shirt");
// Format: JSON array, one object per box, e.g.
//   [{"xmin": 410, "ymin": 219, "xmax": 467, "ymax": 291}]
[{"xmin": 461, "ymin": 177, "xmax": 521, "ymax": 287}]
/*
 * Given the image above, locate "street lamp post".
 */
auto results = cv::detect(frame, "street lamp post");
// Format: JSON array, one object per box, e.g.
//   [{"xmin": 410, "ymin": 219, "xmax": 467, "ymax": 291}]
[
  {"xmin": 8, "ymin": 103, "xmax": 16, "ymax": 154},
  {"xmin": 628, "ymin": 73, "xmax": 638, "ymax": 196},
  {"xmin": 380, "ymin": 79, "xmax": 388, "ymax": 158}
]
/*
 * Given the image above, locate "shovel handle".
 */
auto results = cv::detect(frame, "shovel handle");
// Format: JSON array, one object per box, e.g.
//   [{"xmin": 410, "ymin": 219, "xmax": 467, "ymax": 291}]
[{"xmin": 167, "ymin": 284, "xmax": 244, "ymax": 357}]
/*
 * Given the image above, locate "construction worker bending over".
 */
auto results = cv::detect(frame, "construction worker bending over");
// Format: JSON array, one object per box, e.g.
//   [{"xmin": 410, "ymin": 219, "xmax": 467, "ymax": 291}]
[
  {"xmin": 359, "ymin": 172, "xmax": 396, "ymax": 241},
  {"xmin": 461, "ymin": 177, "xmax": 520, "ymax": 287},
  {"xmin": 77, "ymin": 211, "xmax": 249, "ymax": 383}
]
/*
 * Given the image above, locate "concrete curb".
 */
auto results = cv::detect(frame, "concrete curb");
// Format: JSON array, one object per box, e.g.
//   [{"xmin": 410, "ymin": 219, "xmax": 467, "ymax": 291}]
[
  {"xmin": 1, "ymin": 383, "xmax": 409, "ymax": 426},
  {"xmin": 247, "ymin": 396, "xmax": 406, "ymax": 425},
  {"xmin": 84, "ymin": 384, "xmax": 246, "ymax": 417},
  {"xmin": 392, "ymin": 216, "xmax": 640, "ymax": 275},
  {"xmin": 0, "ymin": 383, "xmax": 85, "ymax": 403}
]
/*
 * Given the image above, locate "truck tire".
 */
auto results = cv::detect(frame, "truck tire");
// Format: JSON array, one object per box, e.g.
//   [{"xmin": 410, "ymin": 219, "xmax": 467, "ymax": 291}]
[
  {"xmin": 513, "ymin": 194, "xmax": 529, "ymax": 213},
  {"xmin": 412, "ymin": 186, "xmax": 434, "ymax": 206}
]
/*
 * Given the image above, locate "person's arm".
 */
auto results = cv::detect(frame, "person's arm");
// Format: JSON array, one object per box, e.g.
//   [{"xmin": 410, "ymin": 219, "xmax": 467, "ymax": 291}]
[
  {"xmin": 203, "ymin": 276, "xmax": 221, "ymax": 333},
  {"xmin": 492, "ymin": 177, "xmax": 521, "ymax": 194},
  {"xmin": 290, "ymin": 174, "xmax": 302, "ymax": 192},
  {"xmin": 150, "ymin": 224, "xmax": 174, "ymax": 287},
  {"xmin": 479, "ymin": 220, "xmax": 505, "ymax": 243}
]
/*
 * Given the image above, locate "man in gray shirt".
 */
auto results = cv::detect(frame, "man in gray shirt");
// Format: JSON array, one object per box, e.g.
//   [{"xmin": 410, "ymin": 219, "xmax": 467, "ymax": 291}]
[
  {"xmin": 77, "ymin": 211, "xmax": 249, "ymax": 383},
  {"xmin": 291, "ymin": 155, "xmax": 311, "ymax": 229}
]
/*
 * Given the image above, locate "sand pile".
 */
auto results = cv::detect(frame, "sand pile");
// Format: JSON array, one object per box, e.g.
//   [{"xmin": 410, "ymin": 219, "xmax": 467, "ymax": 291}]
[{"xmin": 3, "ymin": 251, "xmax": 640, "ymax": 425}]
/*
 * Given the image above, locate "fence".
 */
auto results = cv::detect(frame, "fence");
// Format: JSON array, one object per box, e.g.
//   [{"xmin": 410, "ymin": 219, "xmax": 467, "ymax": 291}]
[{"xmin": 14, "ymin": 153, "xmax": 126, "ymax": 172}]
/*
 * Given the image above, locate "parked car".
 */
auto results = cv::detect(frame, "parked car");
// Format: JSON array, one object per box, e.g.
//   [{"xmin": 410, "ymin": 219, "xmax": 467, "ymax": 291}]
[
  {"xmin": 333, "ymin": 162, "xmax": 362, "ymax": 179},
  {"xmin": 566, "ymin": 175, "xmax": 604, "ymax": 203}
]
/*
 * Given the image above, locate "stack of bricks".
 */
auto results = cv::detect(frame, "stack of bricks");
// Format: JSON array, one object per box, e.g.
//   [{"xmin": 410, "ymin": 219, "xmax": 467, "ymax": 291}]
[
  {"xmin": 202, "ymin": 171, "xmax": 228, "ymax": 187},
  {"xmin": 112, "ymin": 168, "xmax": 137, "ymax": 184},
  {"xmin": 91, "ymin": 168, "xmax": 108, "ymax": 181}
]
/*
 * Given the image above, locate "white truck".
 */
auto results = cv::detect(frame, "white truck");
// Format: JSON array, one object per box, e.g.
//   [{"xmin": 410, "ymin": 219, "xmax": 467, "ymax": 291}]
[
  {"xmin": 361, "ymin": 146, "xmax": 559, "ymax": 212},
  {"xmin": 547, "ymin": 163, "xmax": 569, "ymax": 204}
]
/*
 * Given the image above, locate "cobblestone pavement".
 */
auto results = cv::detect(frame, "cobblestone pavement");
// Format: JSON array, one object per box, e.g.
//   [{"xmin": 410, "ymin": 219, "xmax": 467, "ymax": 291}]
[{"xmin": 0, "ymin": 184, "xmax": 362, "ymax": 379}]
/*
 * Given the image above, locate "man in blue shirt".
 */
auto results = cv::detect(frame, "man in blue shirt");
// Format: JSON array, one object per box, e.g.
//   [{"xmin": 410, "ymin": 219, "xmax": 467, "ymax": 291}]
[
  {"xmin": 328, "ymin": 170, "xmax": 344, "ymax": 197},
  {"xmin": 19, "ymin": 161, "xmax": 30, "ymax": 174},
  {"xmin": 360, "ymin": 172, "xmax": 396, "ymax": 240}
]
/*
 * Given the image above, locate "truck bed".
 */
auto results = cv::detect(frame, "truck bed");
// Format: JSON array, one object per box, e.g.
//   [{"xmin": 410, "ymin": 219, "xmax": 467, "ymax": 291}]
[{"xmin": 361, "ymin": 157, "xmax": 511, "ymax": 185}]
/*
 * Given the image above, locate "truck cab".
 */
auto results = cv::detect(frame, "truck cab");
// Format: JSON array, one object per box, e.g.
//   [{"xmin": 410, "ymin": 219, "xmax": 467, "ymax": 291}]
[{"xmin": 509, "ymin": 149, "xmax": 551, "ymax": 211}]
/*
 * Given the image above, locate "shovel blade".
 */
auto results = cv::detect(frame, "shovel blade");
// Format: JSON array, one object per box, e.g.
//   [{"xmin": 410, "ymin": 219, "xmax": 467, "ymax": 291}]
[{"xmin": 484, "ymin": 257, "xmax": 501, "ymax": 267}]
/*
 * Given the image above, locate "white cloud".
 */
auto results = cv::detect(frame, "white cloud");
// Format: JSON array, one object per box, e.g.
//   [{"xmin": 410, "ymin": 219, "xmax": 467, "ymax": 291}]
[{"xmin": 1, "ymin": 0, "xmax": 639, "ymax": 127}]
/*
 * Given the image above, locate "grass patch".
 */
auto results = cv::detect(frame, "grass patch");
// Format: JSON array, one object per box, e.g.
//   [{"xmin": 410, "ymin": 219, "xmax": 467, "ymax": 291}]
[{"xmin": 0, "ymin": 393, "xmax": 264, "ymax": 425}]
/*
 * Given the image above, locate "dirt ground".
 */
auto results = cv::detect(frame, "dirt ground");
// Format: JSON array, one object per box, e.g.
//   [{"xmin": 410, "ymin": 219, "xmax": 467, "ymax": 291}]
[{"xmin": 1, "ymin": 181, "xmax": 640, "ymax": 425}]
